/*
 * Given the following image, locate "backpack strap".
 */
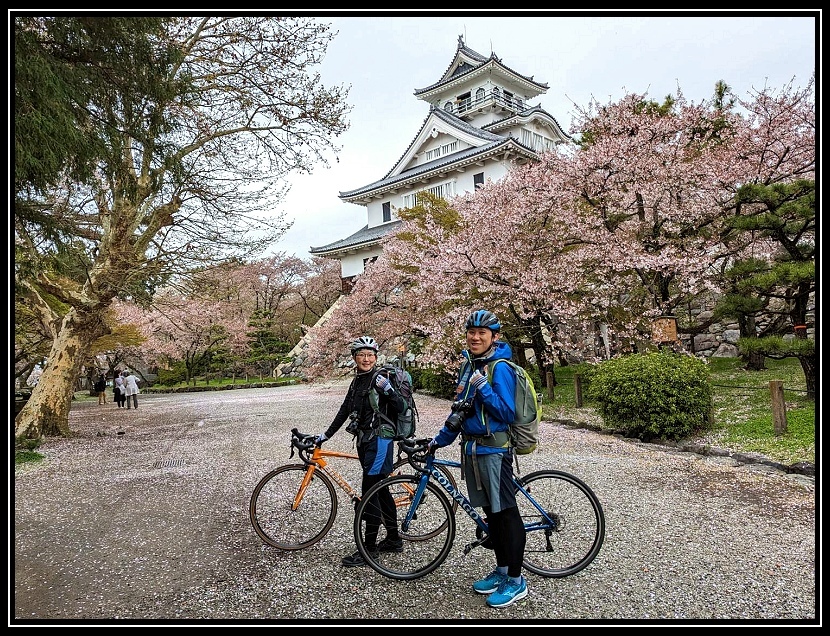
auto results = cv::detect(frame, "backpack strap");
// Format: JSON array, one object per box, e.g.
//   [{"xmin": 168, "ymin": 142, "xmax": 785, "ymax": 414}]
[{"xmin": 483, "ymin": 359, "xmax": 523, "ymax": 473}]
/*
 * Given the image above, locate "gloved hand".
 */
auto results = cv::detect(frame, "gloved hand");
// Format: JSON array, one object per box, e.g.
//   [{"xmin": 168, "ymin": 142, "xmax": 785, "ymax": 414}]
[
  {"xmin": 315, "ymin": 432, "xmax": 328, "ymax": 446},
  {"xmin": 374, "ymin": 374, "xmax": 392, "ymax": 393},
  {"xmin": 469, "ymin": 370, "xmax": 487, "ymax": 391}
]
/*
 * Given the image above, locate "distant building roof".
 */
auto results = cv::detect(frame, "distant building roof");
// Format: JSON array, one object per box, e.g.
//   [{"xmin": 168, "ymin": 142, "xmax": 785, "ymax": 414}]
[
  {"xmin": 414, "ymin": 36, "xmax": 549, "ymax": 96},
  {"xmin": 309, "ymin": 221, "xmax": 402, "ymax": 255}
]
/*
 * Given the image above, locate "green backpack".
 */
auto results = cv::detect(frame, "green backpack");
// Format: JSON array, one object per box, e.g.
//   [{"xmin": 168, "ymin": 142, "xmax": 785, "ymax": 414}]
[
  {"xmin": 368, "ymin": 365, "xmax": 418, "ymax": 440},
  {"xmin": 484, "ymin": 360, "xmax": 541, "ymax": 455}
]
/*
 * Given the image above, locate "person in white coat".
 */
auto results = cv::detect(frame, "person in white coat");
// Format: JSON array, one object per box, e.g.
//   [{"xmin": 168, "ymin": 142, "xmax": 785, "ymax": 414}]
[{"xmin": 122, "ymin": 371, "xmax": 140, "ymax": 409}]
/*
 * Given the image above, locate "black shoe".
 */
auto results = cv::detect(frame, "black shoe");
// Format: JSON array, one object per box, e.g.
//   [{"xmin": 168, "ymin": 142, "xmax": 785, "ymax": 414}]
[
  {"xmin": 377, "ymin": 537, "xmax": 404, "ymax": 553},
  {"xmin": 341, "ymin": 549, "xmax": 378, "ymax": 567}
]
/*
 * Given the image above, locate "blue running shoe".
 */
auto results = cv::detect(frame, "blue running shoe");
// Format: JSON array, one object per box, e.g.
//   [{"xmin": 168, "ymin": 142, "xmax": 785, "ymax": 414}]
[
  {"xmin": 486, "ymin": 576, "xmax": 528, "ymax": 608},
  {"xmin": 472, "ymin": 569, "xmax": 508, "ymax": 594}
]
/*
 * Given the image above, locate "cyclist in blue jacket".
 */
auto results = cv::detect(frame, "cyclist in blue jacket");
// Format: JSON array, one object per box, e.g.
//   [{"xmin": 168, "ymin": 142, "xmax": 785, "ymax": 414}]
[{"xmin": 430, "ymin": 310, "xmax": 528, "ymax": 608}]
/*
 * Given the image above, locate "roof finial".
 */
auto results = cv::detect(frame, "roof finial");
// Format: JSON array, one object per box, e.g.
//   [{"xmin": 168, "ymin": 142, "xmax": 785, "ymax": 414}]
[{"xmin": 458, "ymin": 34, "xmax": 464, "ymax": 48}]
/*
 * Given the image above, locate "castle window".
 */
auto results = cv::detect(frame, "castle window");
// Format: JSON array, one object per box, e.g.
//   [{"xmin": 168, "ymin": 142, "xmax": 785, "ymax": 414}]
[
  {"xmin": 456, "ymin": 92, "xmax": 471, "ymax": 112},
  {"xmin": 402, "ymin": 179, "xmax": 457, "ymax": 208},
  {"xmin": 382, "ymin": 201, "xmax": 391, "ymax": 222},
  {"xmin": 424, "ymin": 141, "xmax": 458, "ymax": 162}
]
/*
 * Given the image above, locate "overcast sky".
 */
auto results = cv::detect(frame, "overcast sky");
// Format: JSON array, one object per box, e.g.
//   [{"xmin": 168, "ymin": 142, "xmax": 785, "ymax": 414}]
[{"xmin": 269, "ymin": 11, "xmax": 817, "ymax": 260}]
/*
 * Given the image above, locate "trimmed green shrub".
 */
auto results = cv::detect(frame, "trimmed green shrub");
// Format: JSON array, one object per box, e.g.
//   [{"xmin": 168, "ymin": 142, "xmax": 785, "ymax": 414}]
[
  {"xmin": 157, "ymin": 363, "xmax": 188, "ymax": 386},
  {"xmin": 410, "ymin": 367, "xmax": 456, "ymax": 399},
  {"xmin": 584, "ymin": 351, "xmax": 712, "ymax": 441}
]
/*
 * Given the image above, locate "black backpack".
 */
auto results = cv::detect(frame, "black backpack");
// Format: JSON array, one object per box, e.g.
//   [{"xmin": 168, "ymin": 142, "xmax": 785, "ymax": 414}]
[{"xmin": 368, "ymin": 365, "xmax": 418, "ymax": 440}]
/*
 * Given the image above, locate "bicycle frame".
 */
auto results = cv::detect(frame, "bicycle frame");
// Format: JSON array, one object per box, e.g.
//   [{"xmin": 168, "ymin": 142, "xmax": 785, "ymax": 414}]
[
  {"xmin": 293, "ymin": 446, "xmax": 361, "ymax": 510},
  {"xmin": 294, "ymin": 445, "xmax": 422, "ymax": 511},
  {"xmin": 401, "ymin": 452, "xmax": 556, "ymax": 539}
]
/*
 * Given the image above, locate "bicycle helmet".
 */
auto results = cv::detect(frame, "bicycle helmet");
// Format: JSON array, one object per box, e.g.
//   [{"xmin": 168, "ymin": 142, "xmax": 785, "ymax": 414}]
[
  {"xmin": 465, "ymin": 310, "xmax": 501, "ymax": 332},
  {"xmin": 350, "ymin": 335, "xmax": 379, "ymax": 355}
]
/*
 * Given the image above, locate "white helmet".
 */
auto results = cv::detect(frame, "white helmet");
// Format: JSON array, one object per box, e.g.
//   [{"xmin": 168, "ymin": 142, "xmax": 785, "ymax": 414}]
[{"xmin": 350, "ymin": 336, "xmax": 379, "ymax": 355}]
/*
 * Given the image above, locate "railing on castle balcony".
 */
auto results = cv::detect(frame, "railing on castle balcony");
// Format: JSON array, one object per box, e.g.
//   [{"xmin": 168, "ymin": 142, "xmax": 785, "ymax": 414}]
[{"xmin": 448, "ymin": 89, "xmax": 524, "ymax": 117}]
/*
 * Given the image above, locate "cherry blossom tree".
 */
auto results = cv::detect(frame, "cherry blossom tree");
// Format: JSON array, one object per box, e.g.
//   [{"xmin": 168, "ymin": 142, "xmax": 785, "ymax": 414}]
[
  {"xmin": 303, "ymin": 252, "xmax": 417, "ymax": 379},
  {"xmin": 717, "ymin": 79, "xmax": 815, "ymax": 392},
  {"xmin": 127, "ymin": 292, "xmax": 249, "ymax": 385},
  {"xmin": 306, "ymin": 77, "xmax": 815, "ymax": 390}
]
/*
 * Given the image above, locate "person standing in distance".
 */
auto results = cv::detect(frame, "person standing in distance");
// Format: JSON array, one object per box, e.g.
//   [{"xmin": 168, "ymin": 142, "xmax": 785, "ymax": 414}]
[
  {"xmin": 122, "ymin": 371, "xmax": 140, "ymax": 409},
  {"xmin": 94, "ymin": 373, "xmax": 107, "ymax": 405},
  {"xmin": 429, "ymin": 310, "xmax": 528, "ymax": 608},
  {"xmin": 316, "ymin": 336, "xmax": 406, "ymax": 567},
  {"xmin": 113, "ymin": 372, "xmax": 126, "ymax": 408}
]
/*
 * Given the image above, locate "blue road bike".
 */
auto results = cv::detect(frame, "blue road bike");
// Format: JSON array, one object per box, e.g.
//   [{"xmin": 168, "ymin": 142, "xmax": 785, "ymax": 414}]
[{"xmin": 354, "ymin": 437, "xmax": 605, "ymax": 581}]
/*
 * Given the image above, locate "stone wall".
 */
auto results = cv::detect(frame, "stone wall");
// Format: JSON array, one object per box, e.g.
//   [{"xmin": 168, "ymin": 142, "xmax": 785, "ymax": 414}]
[{"xmin": 678, "ymin": 295, "xmax": 815, "ymax": 358}]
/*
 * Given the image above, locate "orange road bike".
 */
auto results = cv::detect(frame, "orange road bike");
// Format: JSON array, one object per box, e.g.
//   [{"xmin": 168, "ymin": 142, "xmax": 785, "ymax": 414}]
[{"xmin": 250, "ymin": 428, "xmax": 458, "ymax": 550}]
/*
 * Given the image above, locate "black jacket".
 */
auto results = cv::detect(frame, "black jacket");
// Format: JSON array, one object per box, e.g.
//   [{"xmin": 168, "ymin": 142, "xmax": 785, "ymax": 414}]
[{"xmin": 324, "ymin": 368, "xmax": 406, "ymax": 442}]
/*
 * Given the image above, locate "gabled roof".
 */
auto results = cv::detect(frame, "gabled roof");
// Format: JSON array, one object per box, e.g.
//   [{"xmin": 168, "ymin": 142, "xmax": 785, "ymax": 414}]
[
  {"xmin": 414, "ymin": 35, "xmax": 548, "ymax": 100},
  {"xmin": 482, "ymin": 104, "xmax": 572, "ymax": 143},
  {"xmin": 309, "ymin": 221, "xmax": 402, "ymax": 255},
  {"xmin": 384, "ymin": 106, "xmax": 504, "ymax": 180},
  {"xmin": 338, "ymin": 113, "xmax": 538, "ymax": 204}
]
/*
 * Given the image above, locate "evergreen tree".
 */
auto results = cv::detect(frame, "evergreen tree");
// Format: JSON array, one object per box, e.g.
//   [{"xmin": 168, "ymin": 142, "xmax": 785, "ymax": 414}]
[
  {"xmin": 722, "ymin": 180, "xmax": 816, "ymax": 398},
  {"xmin": 246, "ymin": 310, "xmax": 291, "ymax": 377}
]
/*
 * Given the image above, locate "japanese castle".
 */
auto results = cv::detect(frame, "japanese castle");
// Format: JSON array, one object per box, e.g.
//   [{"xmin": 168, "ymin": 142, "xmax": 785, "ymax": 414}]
[{"xmin": 309, "ymin": 35, "xmax": 571, "ymax": 293}]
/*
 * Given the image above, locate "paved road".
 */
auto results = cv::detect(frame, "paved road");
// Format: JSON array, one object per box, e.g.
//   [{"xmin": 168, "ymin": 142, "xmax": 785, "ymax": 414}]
[{"xmin": 12, "ymin": 383, "xmax": 817, "ymax": 625}]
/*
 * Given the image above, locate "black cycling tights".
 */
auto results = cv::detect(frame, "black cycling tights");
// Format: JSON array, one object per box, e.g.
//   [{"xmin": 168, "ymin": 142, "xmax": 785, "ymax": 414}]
[
  {"xmin": 484, "ymin": 505, "xmax": 527, "ymax": 578},
  {"xmin": 359, "ymin": 472, "xmax": 400, "ymax": 548}
]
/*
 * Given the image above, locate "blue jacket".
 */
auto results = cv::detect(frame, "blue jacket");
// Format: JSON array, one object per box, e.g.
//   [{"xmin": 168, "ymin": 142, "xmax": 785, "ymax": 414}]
[{"xmin": 433, "ymin": 340, "xmax": 516, "ymax": 455}]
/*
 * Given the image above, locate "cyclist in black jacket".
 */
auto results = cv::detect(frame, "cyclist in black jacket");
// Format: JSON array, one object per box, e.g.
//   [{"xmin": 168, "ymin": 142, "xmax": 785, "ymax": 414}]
[{"xmin": 316, "ymin": 336, "xmax": 407, "ymax": 567}]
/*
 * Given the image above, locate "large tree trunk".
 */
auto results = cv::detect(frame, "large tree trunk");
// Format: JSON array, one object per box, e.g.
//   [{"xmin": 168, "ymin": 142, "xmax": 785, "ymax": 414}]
[
  {"xmin": 793, "ymin": 347, "xmax": 815, "ymax": 401},
  {"xmin": 738, "ymin": 314, "xmax": 767, "ymax": 371},
  {"xmin": 798, "ymin": 354, "xmax": 815, "ymax": 400},
  {"xmin": 15, "ymin": 308, "xmax": 105, "ymax": 439}
]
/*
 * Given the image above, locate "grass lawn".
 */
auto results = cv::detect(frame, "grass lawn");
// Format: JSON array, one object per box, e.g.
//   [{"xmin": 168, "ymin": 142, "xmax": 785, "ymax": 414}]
[{"xmin": 542, "ymin": 356, "xmax": 815, "ymax": 466}]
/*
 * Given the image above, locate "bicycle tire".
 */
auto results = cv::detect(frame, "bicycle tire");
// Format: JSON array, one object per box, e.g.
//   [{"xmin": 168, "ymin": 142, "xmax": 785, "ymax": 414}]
[
  {"xmin": 517, "ymin": 469, "xmax": 605, "ymax": 578},
  {"xmin": 249, "ymin": 463, "xmax": 337, "ymax": 550},
  {"xmin": 354, "ymin": 474, "xmax": 455, "ymax": 580}
]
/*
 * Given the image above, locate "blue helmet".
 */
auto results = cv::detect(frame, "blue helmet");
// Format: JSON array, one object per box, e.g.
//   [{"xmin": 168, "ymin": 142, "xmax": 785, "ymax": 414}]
[{"xmin": 465, "ymin": 310, "xmax": 501, "ymax": 332}]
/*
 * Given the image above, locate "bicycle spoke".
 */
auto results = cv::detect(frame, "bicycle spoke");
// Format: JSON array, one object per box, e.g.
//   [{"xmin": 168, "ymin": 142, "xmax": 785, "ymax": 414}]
[
  {"xmin": 355, "ymin": 476, "xmax": 455, "ymax": 580},
  {"xmin": 517, "ymin": 470, "xmax": 605, "ymax": 578},
  {"xmin": 249, "ymin": 465, "xmax": 337, "ymax": 550}
]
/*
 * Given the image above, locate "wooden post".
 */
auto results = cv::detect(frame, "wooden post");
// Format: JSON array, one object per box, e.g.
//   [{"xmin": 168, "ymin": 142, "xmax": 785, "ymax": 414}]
[
  {"xmin": 769, "ymin": 380, "xmax": 787, "ymax": 435},
  {"xmin": 574, "ymin": 373, "xmax": 583, "ymax": 408},
  {"xmin": 545, "ymin": 371, "xmax": 554, "ymax": 403}
]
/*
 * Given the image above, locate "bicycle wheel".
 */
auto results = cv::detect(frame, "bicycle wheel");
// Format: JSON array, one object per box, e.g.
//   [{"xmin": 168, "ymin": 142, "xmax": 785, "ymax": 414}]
[
  {"xmin": 249, "ymin": 464, "xmax": 337, "ymax": 550},
  {"xmin": 391, "ymin": 458, "xmax": 460, "ymax": 537},
  {"xmin": 354, "ymin": 475, "xmax": 455, "ymax": 580},
  {"xmin": 517, "ymin": 469, "xmax": 605, "ymax": 578}
]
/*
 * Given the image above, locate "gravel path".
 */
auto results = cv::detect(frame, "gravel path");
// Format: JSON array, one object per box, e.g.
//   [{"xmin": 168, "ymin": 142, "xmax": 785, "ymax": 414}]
[{"xmin": 12, "ymin": 382, "xmax": 817, "ymax": 625}]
